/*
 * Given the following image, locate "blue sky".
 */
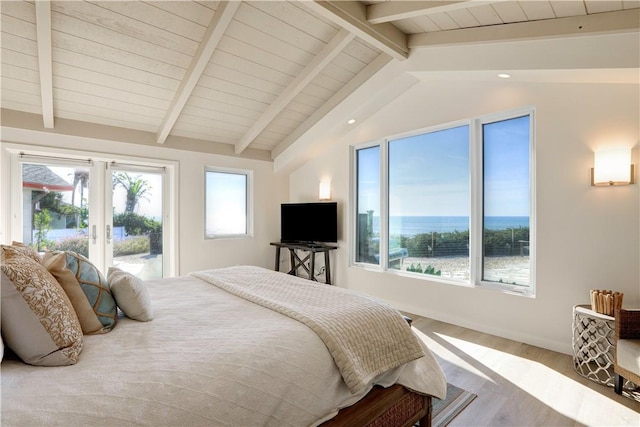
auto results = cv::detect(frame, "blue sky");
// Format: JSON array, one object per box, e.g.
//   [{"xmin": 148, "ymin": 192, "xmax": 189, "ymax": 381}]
[
  {"xmin": 358, "ymin": 115, "xmax": 530, "ymax": 217},
  {"xmin": 357, "ymin": 145, "xmax": 380, "ymax": 214},
  {"xmin": 205, "ymin": 171, "xmax": 247, "ymax": 235},
  {"xmin": 389, "ymin": 125, "xmax": 470, "ymax": 217},
  {"xmin": 483, "ymin": 115, "xmax": 530, "ymax": 216}
]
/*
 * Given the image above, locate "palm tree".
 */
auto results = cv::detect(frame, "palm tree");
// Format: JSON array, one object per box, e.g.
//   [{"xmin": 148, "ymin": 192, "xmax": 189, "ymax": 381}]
[
  {"xmin": 113, "ymin": 172, "xmax": 151, "ymax": 213},
  {"xmin": 70, "ymin": 169, "xmax": 90, "ymax": 228},
  {"xmin": 71, "ymin": 169, "xmax": 90, "ymax": 208}
]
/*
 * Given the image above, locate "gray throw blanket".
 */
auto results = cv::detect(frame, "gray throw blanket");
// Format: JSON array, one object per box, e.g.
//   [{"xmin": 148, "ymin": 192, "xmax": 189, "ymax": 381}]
[{"xmin": 191, "ymin": 266, "xmax": 425, "ymax": 394}]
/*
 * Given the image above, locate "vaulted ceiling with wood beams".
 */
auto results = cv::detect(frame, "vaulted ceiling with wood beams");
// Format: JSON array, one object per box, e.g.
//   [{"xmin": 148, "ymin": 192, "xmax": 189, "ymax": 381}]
[{"xmin": 2, "ymin": 1, "xmax": 639, "ymax": 165}]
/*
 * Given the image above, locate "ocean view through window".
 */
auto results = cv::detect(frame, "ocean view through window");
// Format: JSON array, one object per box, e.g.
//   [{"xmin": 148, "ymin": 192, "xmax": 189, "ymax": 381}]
[
  {"xmin": 351, "ymin": 108, "xmax": 534, "ymax": 295},
  {"xmin": 372, "ymin": 216, "xmax": 529, "ymax": 235},
  {"xmin": 482, "ymin": 114, "xmax": 531, "ymax": 287},
  {"xmin": 388, "ymin": 125, "xmax": 470, "ymax": 277}
]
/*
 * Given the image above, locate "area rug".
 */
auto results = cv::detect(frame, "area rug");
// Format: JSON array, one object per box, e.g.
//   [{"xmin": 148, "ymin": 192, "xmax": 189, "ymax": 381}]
[{"xmin": 430, "ymin": 383, "xmax": 477, "ymax": 427}]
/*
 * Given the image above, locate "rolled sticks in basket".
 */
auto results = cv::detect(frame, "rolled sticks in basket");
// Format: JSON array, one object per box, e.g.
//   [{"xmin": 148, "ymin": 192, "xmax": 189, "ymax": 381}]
[{"xmin": 590, "ymin": 290, "xmax": 623, "ymax": 316}]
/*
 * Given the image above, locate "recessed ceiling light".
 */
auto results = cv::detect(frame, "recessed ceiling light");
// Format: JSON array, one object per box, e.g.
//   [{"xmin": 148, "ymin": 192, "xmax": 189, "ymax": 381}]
[
  {"xmin": 347, "ymin": 118, "xmax": 356, "ymax": 124},
  {"xmin": 497, "ymin": 73, "xmax": 511, "ymax": 79}
]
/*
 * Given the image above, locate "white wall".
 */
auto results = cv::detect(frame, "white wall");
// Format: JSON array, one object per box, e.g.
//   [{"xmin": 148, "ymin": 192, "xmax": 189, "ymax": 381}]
[
  {"xmin": 288, "ymin": 77, "xmax": 639, "ymax": 355},
  {"xmin": 0, "ymin": 132, "xmax": 288, "ymax": 275}
]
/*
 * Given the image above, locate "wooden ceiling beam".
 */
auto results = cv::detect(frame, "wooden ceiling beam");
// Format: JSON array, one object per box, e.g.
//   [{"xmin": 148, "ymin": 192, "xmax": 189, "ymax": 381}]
[
  {"xmin": 234, "ymin": 28, "xmax": 355, "ymax": 155},
  {"xmin": 409, "ymin": 8, "xmax": 640, "ymax": 48},
  {"xmin": 156, "ymin": 1, "xmax": 240, "ymax": 144},
  {"xmin": 305, "ymin": 1, "xmax": 408, "ymax": 61},
  {"xmin": 35, "ymin": 0, "xmax": 54, "ymax": 129},
  {"xmin": 367, "ymin": 1, "xmax": 486, "ymax": 24}
]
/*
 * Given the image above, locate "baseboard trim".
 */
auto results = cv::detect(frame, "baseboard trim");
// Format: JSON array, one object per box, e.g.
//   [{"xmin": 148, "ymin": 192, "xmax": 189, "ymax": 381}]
[{"xmin": 396, "ymin": 302, "xmax": 572, "ymax": 356}]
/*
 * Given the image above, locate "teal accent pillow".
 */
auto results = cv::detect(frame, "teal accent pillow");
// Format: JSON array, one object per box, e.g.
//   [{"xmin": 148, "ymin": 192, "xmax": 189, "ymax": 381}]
[{"xmin": 63, "ymin": 251, "xmax": 117, "ymax": 332}]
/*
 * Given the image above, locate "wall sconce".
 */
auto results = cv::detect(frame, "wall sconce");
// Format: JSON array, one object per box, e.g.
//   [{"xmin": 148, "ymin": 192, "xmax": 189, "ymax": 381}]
[
  {"xmin": 319, "ymin": 181, "xmax": 331, "ymax": 200},
  {"xmin": 591, "ymin": 148, "xmax": 635, "ymax": 186}
]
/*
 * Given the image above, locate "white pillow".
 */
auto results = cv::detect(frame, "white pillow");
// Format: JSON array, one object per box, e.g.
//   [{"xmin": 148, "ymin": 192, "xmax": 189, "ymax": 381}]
[{"xmin": 107, "ymin": 267, "xmax": 153, "ymax": 322}]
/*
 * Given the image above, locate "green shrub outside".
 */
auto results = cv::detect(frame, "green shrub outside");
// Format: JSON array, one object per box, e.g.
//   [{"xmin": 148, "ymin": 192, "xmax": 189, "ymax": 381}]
[
  {"xmin": 406, "ymin": 263, "xmax": 442, "ymax": 276},
  {"xmin": 49, "ymin": 235, "xmax": 150, "ymax": 257},
  {"xmin": 113, "ymin": 236, "xmax": 150, "ymax": 256},
  {"xmin": 29, "ymin": 196, "xmax": 157, "ymax": 258},
  {"xmin": 396, "ymin": 227, "xmax": 529, "ymax": 258},
  {"xmin": 33, "ymin": 209, "xmax": 55, "ymax": 252},
  {"xmin": 53, "ymin": 235, "xmax": 89, "ymax": 256},
  {"xmin": 483, "ymin": 227, "xmax": 529, "ymax": 256},
  {"xmin": 113, "ymin": 212, "xmax": 161, "ymax": 236}
]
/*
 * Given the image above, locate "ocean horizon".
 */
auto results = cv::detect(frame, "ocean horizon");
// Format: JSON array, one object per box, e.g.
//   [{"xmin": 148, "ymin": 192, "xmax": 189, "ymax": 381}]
[{"xmin": 370, "ymin": 215, "xmax": 529, "ymax": 236}]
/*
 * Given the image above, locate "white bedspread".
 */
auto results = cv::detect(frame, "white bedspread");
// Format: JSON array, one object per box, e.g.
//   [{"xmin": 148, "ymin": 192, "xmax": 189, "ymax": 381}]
[
  {"xmin": 191, "ymin": 266, "xmax": 425, "ymax": 394},
  {"xmin": 1, "ymin": 268, "xmax": 446, "ymax": 427}
]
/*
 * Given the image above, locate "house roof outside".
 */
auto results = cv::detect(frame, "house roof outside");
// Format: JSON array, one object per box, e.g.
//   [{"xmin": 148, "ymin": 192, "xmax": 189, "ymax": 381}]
[{"xmin": 22, "ymin": 164, "xmax": 75, "ymax": 192}]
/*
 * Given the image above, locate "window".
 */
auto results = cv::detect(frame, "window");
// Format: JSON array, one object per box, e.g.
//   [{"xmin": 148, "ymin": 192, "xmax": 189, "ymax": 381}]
[
  {"xmin": 352, "ymin": 109, "xmax": 534, "ymax": 295},
  {"xmin": 482, "ymin": 115, "xmax": 531, "ymax": 288},
  {"xmin": 205, "ymin": 167, "xmax": 252, "ymax": 238},
  {"xmin": 388, "ymin": 125, "xmax": 470, "ymax": 279},
  {"xmin": 355, "ymin": 145, "xmax": 380, "ymax": 264}
]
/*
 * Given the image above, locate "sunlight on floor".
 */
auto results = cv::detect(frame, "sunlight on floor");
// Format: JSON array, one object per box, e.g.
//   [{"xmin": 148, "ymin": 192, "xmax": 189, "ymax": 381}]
[
  {"xmin": 414, "ymin": 328, "xmax": 640, "ymax": 426},
  {"xmin": 413, "ymin": 328, "xmax": 496, "ymax": 383}
]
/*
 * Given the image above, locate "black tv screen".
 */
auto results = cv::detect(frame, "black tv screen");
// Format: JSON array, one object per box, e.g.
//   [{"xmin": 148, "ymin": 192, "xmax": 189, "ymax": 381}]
[{"xmin": 281, "ymin": 202, "xmax": 337, "ymax": 244}]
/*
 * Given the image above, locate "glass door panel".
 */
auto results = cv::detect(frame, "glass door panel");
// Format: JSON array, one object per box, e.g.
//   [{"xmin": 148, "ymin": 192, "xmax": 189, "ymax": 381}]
[
  {"xmin": 21, "ymin": 162, "xmax": 91, "ymax": 257},
  {"xmin": 110, "ymin": 169, "xmax": 164, "ymax": 280}
]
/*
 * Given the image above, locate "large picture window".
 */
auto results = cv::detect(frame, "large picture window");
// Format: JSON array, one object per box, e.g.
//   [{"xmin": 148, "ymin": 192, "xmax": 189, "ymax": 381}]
[
  {"xmin": 389, "ymin": 125, "xmax": 470, "ymax": 279},
  {"xmin": 352, "ymin": 109, "xmax": 534, "ymax": 295},
  {"xmin": 205, "ymin": 167, "xmax": 252, "ymax": 238}
]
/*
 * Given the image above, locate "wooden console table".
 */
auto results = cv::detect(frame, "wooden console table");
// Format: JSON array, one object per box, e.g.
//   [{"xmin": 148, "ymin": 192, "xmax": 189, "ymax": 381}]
[{"xmin": 271, "ymin": 242, "xmax": 338, "ymax": 285}]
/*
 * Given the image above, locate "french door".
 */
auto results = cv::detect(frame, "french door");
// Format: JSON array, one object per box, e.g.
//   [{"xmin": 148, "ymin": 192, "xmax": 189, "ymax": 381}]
[
  {"xmin": 107, "ymin": 164, "xmax": 165, "ymax": 280},
  {"xmin": 12, "ymin": 150, "xmax": 173, "ymax": 279}
]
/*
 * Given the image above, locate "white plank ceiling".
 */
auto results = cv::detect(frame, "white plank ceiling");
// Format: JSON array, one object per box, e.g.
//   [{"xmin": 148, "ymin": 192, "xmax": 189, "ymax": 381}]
[{"xmin": 1, "ymin": 0, "xmax": 639, "ymax": 159}]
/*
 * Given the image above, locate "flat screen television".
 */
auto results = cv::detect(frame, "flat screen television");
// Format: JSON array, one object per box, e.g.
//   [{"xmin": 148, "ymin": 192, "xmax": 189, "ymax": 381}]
[{"xmin": 280, "ymin": 202, "xmax": 337, "ymax": 244}]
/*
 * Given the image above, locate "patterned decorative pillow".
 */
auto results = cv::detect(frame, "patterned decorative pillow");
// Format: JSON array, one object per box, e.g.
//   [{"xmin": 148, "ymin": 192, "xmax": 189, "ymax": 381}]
[
  {"xmin": 43, "ymin": 251, "xmax": 106, "ymax": 335},
  {"xmin": 63, "ymin": 251, "xmax": 118, "ymax": 332},
  {"xmin": 1, "ymin": 247, "xmax": 83, "ymax": 366},
  {"xmin": 107, "ymin": 267, "xmax": 154, "ymax": 321},
  {"xmin": 1, "ymin": 242, "xmax": 41, "ymax": 264}
]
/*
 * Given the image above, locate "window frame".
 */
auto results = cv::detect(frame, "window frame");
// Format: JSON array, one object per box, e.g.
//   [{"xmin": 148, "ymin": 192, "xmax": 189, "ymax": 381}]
[
  {"xmin": 475, "ymin": 108, "xmax": 536, "ymax": 294},
  {"xmin": 204, "ymin": 166, "xmax": 253, "ymax": 240},
  {"xmin": 350, "ymin": 107, "xmax": 536, "ymax": 296},
  {"xmin": 350, "ymin": 140, "xmax": 385, "ymax": 268}
]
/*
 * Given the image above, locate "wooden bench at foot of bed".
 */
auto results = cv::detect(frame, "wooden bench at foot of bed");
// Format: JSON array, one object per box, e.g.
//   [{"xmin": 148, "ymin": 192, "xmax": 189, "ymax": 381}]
[{"xmin": 322, "ymin": 384, "xmax": 431, "ymax": 427}]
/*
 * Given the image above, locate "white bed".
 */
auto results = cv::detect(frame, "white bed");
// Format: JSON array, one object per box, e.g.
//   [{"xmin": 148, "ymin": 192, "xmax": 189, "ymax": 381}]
[{"xmin": 1, "ymin": 265, "xmax": 446, "ymax": 427}]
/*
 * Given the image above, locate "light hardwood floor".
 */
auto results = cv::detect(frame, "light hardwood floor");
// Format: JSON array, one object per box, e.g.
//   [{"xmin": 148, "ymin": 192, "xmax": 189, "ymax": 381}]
[{"xmin": 407, "ymin": 313, "xmax": 640, "ymax": 426}]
